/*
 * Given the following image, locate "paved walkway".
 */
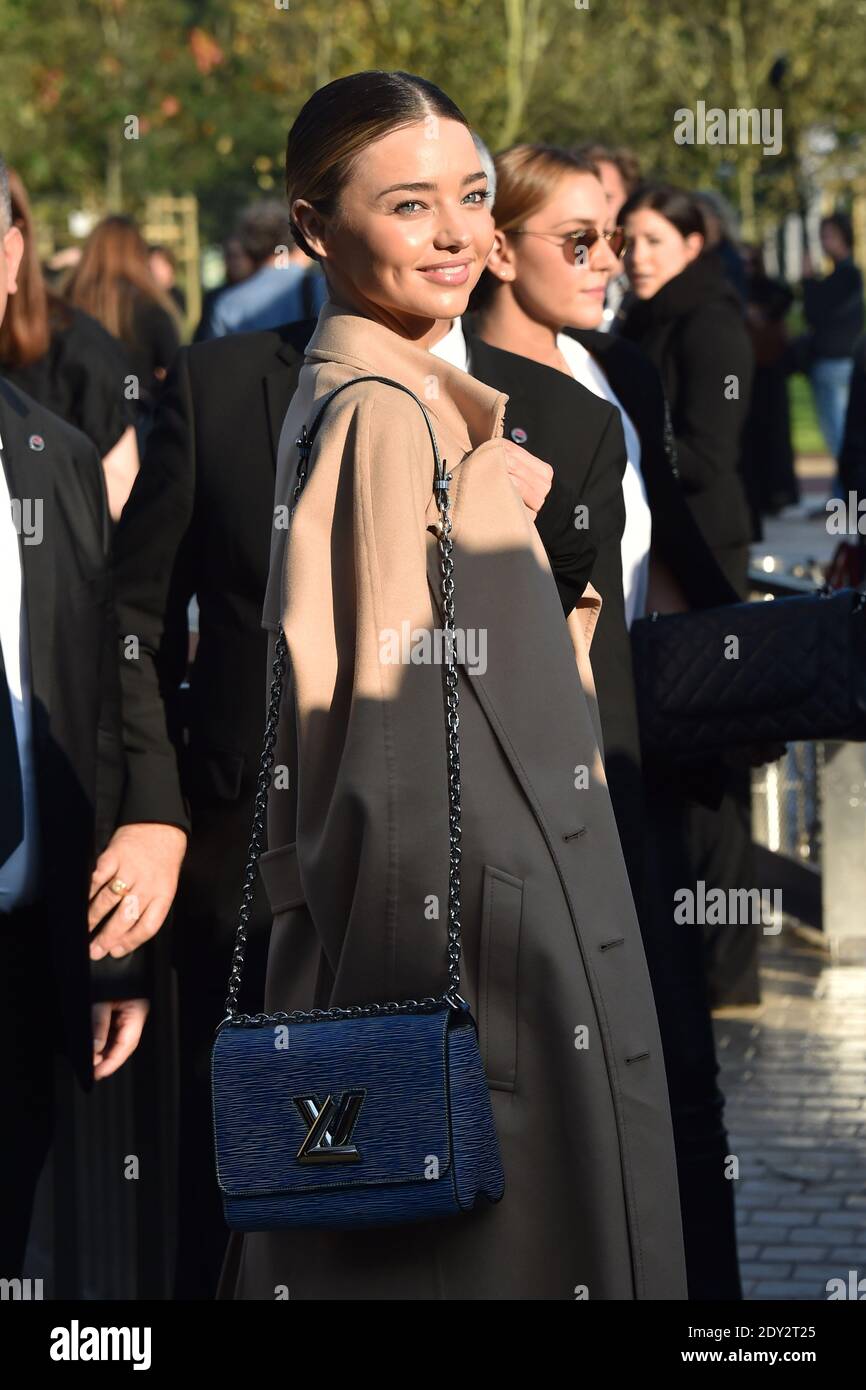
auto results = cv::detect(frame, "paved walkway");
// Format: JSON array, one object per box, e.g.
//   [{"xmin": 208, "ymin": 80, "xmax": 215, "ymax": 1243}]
[{"xmin": 714, "ymin": 929, "xmax": 866, "ymax": 1300}]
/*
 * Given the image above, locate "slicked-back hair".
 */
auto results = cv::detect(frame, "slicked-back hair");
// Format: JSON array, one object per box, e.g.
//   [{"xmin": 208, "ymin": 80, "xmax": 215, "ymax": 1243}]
[{"xmin": 285, "ymin": 70, "xmax": 470, "ymax": 261}]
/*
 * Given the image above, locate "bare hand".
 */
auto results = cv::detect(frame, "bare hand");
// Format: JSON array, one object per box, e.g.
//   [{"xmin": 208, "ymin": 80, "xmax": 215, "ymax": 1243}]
[
  {"xmin": 92, "ymin": 998, "xmax": 150, "ymax": 1080},
  {"xmin": 88, "ymin": 822, "xmax": 187, "ymax": 960},
  {"xmin": 502, "ymin": 440, "xmax": 554, "ymax": 521}
]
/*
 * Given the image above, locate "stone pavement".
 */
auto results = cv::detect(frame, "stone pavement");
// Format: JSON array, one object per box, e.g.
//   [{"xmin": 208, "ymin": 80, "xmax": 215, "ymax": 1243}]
[
  {"xmin": 718, "ymin": 455, "xmax": 866, "ymax": 1301},
  {"xmin": 714, "ymin": 928, "xmax": 866, "ymax": 1300}
]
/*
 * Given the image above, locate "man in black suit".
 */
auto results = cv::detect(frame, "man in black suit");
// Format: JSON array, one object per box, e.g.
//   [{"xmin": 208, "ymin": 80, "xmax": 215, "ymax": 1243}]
[
  {"xmin": 0, "ymin": 155, "xmax": 185, "ymax": 1276},
  {"xmin": 113, "ymin": 319, "xmax": 314, "ymax": 1297}
]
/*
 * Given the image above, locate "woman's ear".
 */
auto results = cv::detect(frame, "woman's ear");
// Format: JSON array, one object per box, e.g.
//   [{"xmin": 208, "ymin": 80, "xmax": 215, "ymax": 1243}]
[
  {"xmin": 683, "ymin": 231, "xmax": 704, "ymax": 264},
  {"xmin": 484, "ymin": 228, "xmax": 517, "ymax": 284},
  {"xmin": 291, "ymin": 199, "xmax": 328, "ymax": 262},
  {"xmin": 2, "ymin": 226, "xmax": 24, "ymax": 295}
]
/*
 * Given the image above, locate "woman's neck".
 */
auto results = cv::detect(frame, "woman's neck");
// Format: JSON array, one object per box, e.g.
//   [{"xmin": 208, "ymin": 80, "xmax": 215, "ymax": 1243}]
[
  {"xmin": 326, "ymin": 282, "xmax": 447, "ymax": 351},
  {"xmin": 473, "ymin": 289, "xmax": 565, "ymax": 371}
]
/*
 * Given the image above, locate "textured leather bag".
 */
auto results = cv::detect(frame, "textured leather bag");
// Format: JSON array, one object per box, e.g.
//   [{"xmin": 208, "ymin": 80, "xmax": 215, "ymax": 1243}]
[
  {"xmin": 211, "ymin": 375, "xmax": 505, "ymax": 1232},
  {"xmin": 630, "ymin": 585, "xmax": 866, "ymax": 761}
]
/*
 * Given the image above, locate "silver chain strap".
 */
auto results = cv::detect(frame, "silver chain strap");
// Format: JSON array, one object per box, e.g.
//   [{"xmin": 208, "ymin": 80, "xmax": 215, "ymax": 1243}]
[{"xmin": 220, "ymin": 377, "xmax": 466, "ymax": 1031}]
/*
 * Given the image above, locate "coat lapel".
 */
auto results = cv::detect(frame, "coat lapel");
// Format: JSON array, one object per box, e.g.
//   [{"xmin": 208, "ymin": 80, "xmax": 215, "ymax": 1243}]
[
  {"xmin": 423, "ymin": 436, "xmax": 605, "ymax": 795},
  {"xmin": 0, "ymin": 378, "xmax": 56, "ymax": 728},
  {"xmin": 304, "ymin": 300, "xmax": 507, "ymax": 458}
]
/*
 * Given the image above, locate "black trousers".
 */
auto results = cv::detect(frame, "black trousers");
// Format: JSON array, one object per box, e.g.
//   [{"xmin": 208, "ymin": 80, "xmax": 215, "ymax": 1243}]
[
  {"xmin": 642, "ymin": 768, "xmax": 743, "ymax": 1301},
  {"xmin": 171, "ymin": 793, "xmax": 270, "ymax": 1301},
  {"xmin": 0, "ymin": 902, "xmax": 57, "ymax": 1276}
]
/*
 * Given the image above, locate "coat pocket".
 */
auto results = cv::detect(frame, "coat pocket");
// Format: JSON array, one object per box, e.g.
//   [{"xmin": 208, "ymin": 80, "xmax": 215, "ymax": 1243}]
[
  {"xmin": 258, "ymin": 841, "xmax": 305, "ymax": 914},
  {"xmin": 478, "ymin": 864, "xmax": 524, "ymax": 1092}
]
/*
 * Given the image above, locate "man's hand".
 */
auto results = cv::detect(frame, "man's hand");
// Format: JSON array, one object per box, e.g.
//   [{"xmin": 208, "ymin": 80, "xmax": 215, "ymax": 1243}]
[
  {"xmin": 88, "ymin": 822, "xmax": 187, "ymax": 960},
  {"xmin": 502, "ymin": 440, "xmax": 554, "ymax": 521},
  {"xmin": 92, "ymin": 998, "xmax": 150, "ymax": 1080}
]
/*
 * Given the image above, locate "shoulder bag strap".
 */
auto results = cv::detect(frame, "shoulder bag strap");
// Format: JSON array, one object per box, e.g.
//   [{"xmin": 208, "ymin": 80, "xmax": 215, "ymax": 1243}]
[{"xmin": 220, "ymin": 375, "xmax": 465, "ymax": 1028}]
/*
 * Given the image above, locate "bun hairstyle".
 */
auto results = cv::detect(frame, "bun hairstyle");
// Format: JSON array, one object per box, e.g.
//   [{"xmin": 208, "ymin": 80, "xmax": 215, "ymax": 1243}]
[
  {"xmin": 285, "ymin": 70, "xmax": 470, "ymax": 262},
  {"xmin": 619, "ymin": 182, "xmax": 708, "ymax": 243}
]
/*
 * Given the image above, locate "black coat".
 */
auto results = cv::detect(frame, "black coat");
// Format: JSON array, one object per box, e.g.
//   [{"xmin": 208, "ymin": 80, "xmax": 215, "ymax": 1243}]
[
  {"xmin": 620, "ymin": 250, "xmax": 755, "ymax": 582},
  {"xmin": 0, "ymin": 376, "xmax": 147, "ymax": 1091}
]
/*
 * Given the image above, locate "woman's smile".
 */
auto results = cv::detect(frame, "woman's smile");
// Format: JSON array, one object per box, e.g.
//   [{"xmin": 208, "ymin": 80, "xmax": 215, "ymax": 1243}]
[{"xmin": 416, "ymin": 258, "xmax": 473, "ymax": 285}]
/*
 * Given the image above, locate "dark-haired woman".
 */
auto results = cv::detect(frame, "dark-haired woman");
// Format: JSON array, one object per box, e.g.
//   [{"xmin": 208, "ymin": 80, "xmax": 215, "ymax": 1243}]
[
  {"xmin": 457, "ymin": 143, "xmax": 742, "ymax": 1298},
  {"xmin": 620, "ymin": 184, "xmax": 754, "ymax": 596},
  {"xmin": 621, "ymin": 186, "xmax": 763, "ymax": 1016},
  {"xmin": 216, "ymin": 71, "xmax": 686, "ymax": 1302},
  {"xmin": 0, "ymin": 170, "xmax": 140, "ymax": 518}
]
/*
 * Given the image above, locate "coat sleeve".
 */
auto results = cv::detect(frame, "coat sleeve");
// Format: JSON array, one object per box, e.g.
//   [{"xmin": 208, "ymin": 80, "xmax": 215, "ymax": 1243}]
[
  {"xmin": 112, "ymin": 350, "xmax": 194, "ymax": 832},
  {"xmin": 668, "ymin": 304, "xmax": 754, "ymax": 496},
  {"xmin": 74, "ymin": 431, "xmax": 157, "ymax": 1003},
  {"xmin": 534, "ymin": 471, "xmax": 598, "ymax": 616}
]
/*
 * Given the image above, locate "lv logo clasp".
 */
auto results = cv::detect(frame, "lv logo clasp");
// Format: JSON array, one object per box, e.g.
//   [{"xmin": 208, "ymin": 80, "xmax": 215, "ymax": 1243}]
[{"xmin": 293, "ymin": 1090, "xmax": 366, "ymax": 1164}]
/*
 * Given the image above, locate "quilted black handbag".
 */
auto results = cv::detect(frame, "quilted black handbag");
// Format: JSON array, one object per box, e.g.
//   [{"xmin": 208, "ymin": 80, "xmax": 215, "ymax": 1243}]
[
  {"xmin": 630, "ymin": 585, "xmax": 866, "ymax": 761},
  {"xmin": 211, "ymin": 375, "xmax": 505, "ymax": 1232}
]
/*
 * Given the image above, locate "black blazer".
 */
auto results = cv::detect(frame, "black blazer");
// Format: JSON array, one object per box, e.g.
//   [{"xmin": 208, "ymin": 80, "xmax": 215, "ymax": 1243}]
[
  {"xmin": 0, "ymin": 376, "xmax": 147, "ymax": 1091},
  {"xmin": 113, "ymin": 323, "xmax": 319, "ymax": 973},
  {"xmin": 113, "ymin": 322, "xmax": 315, "ymax": 835},
  {"xmin": 464, "ymin": 320, "xmax": 626, "ymax": 616},
  {"xmin": 619, "ymin": 250, "xmax": 755, "ymax": 579},
  {"xmin": 466, "ymin": 323, "xmax": 741, "ymax": 896},
  {"xmin": 463, "ymin": 321, "xmax": 649, "ymax": 894}
]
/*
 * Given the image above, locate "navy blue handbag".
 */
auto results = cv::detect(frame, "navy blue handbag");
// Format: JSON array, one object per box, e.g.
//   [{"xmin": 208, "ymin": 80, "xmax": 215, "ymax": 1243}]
[{"xmin": 211, "ymin": 376, "xmax": 505, "ymax": 1232}]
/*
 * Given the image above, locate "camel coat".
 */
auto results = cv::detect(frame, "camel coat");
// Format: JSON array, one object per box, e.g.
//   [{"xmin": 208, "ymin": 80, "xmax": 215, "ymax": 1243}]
[{"xmin": 217, "ymin": 299, "xmax": 687, "ymax": 1300}]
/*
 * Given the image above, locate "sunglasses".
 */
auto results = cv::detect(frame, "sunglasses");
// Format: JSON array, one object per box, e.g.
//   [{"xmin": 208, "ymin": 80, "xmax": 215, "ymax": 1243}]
[{"xmin": 511, "ymin": 225, "xmax": 628, "ymax": 261}]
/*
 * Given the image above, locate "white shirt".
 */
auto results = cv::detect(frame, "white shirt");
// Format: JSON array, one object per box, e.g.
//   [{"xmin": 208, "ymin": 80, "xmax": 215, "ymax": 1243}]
[
  {"xmin": 0, "ymin": 433, "xmax": 41, "ymax": 910},
  {"xmin": 428, "ymin": 315, "xmax": 471, "ymax": 372},
  {"xmin": 430, "ymin": 318, "xmax": 652, "ymax": 627},
  {"xmin": 555, "ymin": 333, "xmax": 651, "ymax": 628}
]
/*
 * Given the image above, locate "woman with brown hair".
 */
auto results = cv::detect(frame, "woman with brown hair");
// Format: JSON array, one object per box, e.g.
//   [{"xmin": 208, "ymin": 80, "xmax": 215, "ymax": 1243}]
[
  {"xmin": 215, "ymin": 72, "xmax": 686, "ymax": 1301},
  {"xmin": 64, "ymin": 214, "xmax": 180, "ymax": 442},
  {"xmin": 0, "ymin": 170, "xmax": 140, "ymax": 518}
]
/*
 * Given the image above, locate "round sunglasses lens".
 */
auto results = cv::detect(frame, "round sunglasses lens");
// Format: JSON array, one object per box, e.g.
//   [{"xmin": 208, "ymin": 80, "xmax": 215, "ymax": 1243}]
[
  {"xmin": 572, "ymin": 230, "xmax": 598, "ymax": 262},
  {"xmin": 610, "ymin": 229, "xmax": 627, "ymax": 257}
]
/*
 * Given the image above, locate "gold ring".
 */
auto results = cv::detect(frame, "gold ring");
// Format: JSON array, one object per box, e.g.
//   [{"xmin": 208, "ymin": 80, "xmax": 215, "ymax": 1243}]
[{"xmin": 108, "ymin": 877, "xmax": 132, "ymax": 897}]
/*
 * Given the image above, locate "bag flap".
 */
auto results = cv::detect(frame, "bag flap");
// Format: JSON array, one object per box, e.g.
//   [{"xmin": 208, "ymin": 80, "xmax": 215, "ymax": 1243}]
[
  {"xmin": 212, "ymin": 1008, "xmax": 452, "ymax": 1197},
  {"xmin": 636, "ymin": 594, "xmax": 842, "ymax": 718}
]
